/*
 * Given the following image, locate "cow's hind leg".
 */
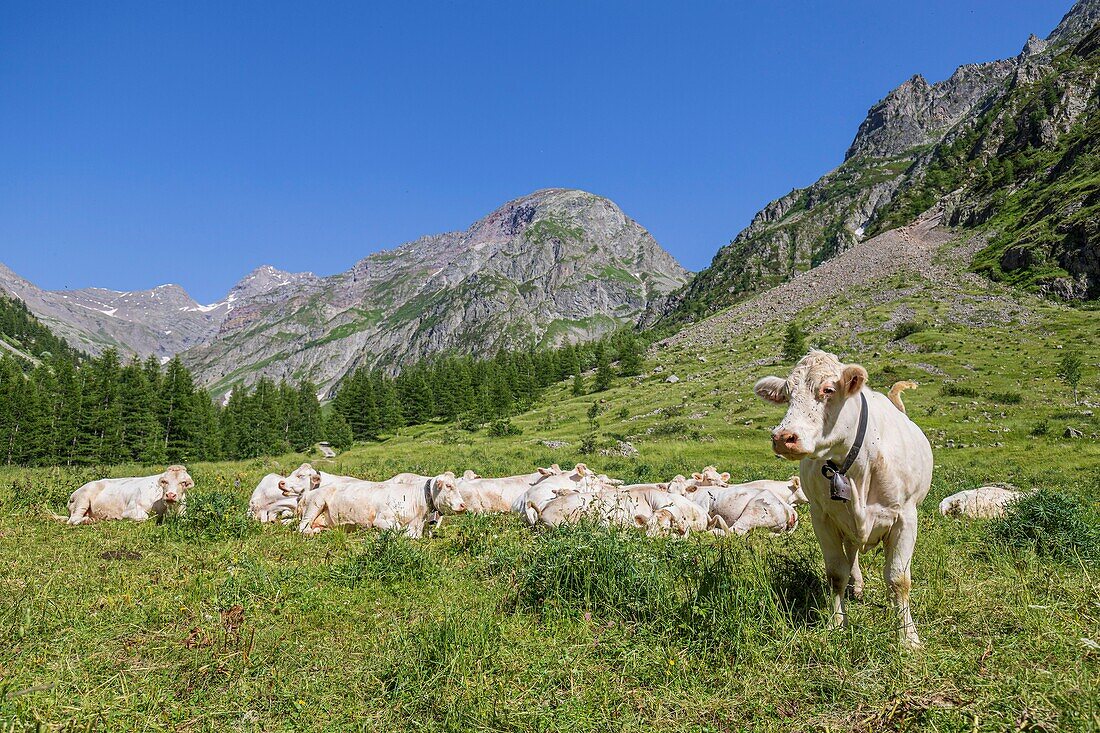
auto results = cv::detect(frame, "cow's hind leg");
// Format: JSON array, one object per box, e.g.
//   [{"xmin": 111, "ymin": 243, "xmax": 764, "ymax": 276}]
[{"xmin": 884, "ymin": 510, "xmax": 921, "ymax": 649}]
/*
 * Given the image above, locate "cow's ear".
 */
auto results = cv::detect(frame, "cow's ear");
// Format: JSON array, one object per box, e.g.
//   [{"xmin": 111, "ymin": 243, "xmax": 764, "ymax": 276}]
[
  {"xmin": 310, "ymin": 474, "xmax": 321, "ymax": 489},
  {"xmin": 754, "ymin": 377, "xmax": 789, "ymax": 404},
  {"xmin": 789, "ymin": 475, "xmax": 800, "ymax": 489},
  {"xmin": 841, "ymin": 364, "xmax": 868, "ymax": 397},
  {"xmin": 538, "ymin": 467, "xmax": 553, "ymax": 477},
  {"xmin": 574, "ymin": 463, "xmax": 589, "ymax": 476},
  {"xmin": 720, "ymin": 472, "xmax": 730, "ymax": 482},
  {"xmin": 551, "ymin": 463, "xmax": 561, "ymax": 473},
  {"xmin": 692, "ymin": 473, "xmax": 704, "ymax": 481}
]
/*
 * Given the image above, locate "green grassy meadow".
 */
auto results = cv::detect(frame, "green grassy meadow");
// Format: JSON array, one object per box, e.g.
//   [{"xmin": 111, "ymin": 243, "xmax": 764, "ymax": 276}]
[{"xmin": 2, "ymin": 279, "xmax": 1098, "ymax": 731}]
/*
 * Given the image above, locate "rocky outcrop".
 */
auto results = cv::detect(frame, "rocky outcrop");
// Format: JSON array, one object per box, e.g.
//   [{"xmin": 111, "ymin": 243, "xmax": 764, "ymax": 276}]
[
  {"xmin": 181, "ymin": 189, "xmax": 689, "ymax": 393},
  {"xmin": 659, "ymin": 0, "xmax": 1100, "ymax": 324}
]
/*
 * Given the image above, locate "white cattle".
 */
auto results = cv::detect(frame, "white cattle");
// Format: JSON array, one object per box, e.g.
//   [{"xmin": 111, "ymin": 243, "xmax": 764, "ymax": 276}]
[
  {"xmin": 726, "ymin": 476, "xmax": 802, "ymax": 504},
  {"xmin": 755, "ymin": 350, "xmax": 933, "ymax": 648},
  {"xmin": 682, "ymin": 485, "xmax": 798, "ymax": 536},
  {"xmin": 453, "ymin": 465, "xmax": 562, "ymax": 514},
  {"xmin": 515, "ymin": 464, "xmax": 606, "ymax": 524},
  {"xmin": 939, "ymin": 486, "xmax": 1025, "ymax": 519},
  {"xmin": 64, "ymin": 465, "xmax": 193, "ymax": 524},
  {"xmin": 537, "ymin": 486, "xmax": 708, "ymax": 536},
  {"xmin": 297, "ymin": 472, "xmax": 467, "ymax": 538},
  {"xmin": 248, "ymin": 473, "xmax": 298, "ymax": 523}
]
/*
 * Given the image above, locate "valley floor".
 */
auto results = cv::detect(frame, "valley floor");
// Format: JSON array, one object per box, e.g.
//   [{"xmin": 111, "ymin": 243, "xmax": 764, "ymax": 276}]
[{"xmin": 1, "ymin": 273, "xmax": 1098, "ymax": 732}]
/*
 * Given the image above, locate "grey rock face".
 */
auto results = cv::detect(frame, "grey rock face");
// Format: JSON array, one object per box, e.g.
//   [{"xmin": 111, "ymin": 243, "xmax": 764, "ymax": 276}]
[
  {"xmin": 181, "ymin": 189, "xmax": 689, "ymax": 393},
  {"xmin": 0, "ymin": 263, "xmax": 221, "ymax": 359},
  {"xmin": 659, "ymin": 0, "xmax": 1099, "ymax": 323}
]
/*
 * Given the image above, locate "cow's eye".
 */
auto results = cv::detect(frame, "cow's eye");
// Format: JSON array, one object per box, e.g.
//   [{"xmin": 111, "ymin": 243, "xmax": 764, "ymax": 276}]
[{"xmin": 822, "ymin": 386, "xmax": 836, "ymax": 396}]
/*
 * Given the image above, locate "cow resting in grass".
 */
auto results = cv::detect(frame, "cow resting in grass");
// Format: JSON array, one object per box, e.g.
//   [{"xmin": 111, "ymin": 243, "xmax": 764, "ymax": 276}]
[
  {"xmin": 65, "ymin": 465, "xmax": 193, "ymax": 524},
  {"xmin": 247, "ymin": 463, "xmax": 325, "ymax": 523},
  {"xmin": 755, "ymin": 350, "xmax": 933, "ymax": 648},
  {"xmin": 680, "ymin": 485, "xmax": 799, "ymax": 536},
  {"xmin": 939, "ymin": 486, "xmax": 1025, "ymax": 519},
  {"xmin": 297, "ymin": 472, "xmax": 467, "ymax": 538}
]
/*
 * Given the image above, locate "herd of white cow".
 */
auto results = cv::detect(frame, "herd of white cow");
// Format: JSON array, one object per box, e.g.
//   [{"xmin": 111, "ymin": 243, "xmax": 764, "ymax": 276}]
[{"xmin": 53, "ymin": 350, "xmax": 1028, "ymax": 649}]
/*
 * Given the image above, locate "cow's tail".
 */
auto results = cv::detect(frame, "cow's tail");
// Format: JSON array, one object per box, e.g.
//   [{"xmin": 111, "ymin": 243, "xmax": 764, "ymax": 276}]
[
  {"xmin": 888, "ymin": 380, "xmax": 918, "ymax": 414},
  {"xmin": 44, "ymin": 507, "xmax": 69, "ymax": 523}
]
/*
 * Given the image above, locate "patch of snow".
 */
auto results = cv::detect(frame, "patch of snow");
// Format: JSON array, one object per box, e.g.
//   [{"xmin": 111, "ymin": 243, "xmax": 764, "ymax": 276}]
[
  {"xmin": 73, "ymin": 303, "xmax": 118, "ymax": 317},
  {"xmin": 164, "ymin": 330, "xmax": 172, "ymax": 335},
  {"xmin": 160, "ymin": 356, "xmax": 170, "ymax": 365},
  {"xmin": 854, "ymin": 227, "xmax": 865, "ymax": 240}
]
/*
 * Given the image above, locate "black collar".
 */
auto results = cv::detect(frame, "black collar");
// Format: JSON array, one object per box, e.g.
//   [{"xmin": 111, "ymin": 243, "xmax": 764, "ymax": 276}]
[
  {"xmin": 423, "ymin": 478, "xmax": 435, "ymax": 511},
  {"xmin": 821, "ymin": 392, "xmax": 868, "ymax": 496}
]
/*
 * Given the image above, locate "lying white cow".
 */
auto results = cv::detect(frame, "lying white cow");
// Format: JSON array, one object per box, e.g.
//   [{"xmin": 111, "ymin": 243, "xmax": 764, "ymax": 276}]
[
  {"xmin": 247, "ymin": 463, "xmax": 327, "ymax": 522},
  {"xmin": 64, "ymin": 465, "xmax": 193, "ymax": 524},
  {"xmin": 248, "ymin": 473, "xmax": 295, "ymax": 523},
  {"xmin": 756, "ymin": 351, "xmax": 932, "ymax": 648},
  {"xmin": 726, "ymin": 476, "xmax": 803, "ymax": 505},
  {"xmin": 516, "ymin": 464, "xmax": 608, "ymax": 524},
  {"xmin": 939, "ymin": 486, "xmax": 1025, "ymax": 519},
  {"xmin": 453, "ymin": 466, "xmax": 562, "ymax": 514},
  {"xmin": 297, "ymin": 472, "xmax": 466, "ymax": 538},
  {"xmin": 682, "ymin": 485, "xmax": 798, "ymax": 536},
  {"xmin": 538, "ymin": 485, "xmax": 709, "ymax": 536}
]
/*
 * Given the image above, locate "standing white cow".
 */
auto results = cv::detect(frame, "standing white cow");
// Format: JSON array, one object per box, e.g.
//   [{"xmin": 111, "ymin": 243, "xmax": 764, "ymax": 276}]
[
  {"xmin": 64, "ymin": 465, "xmax": 193, "ymax": 524},
  {"xmin": 755, "ymin": 350, "xmax": 933, "ymax": 648}
]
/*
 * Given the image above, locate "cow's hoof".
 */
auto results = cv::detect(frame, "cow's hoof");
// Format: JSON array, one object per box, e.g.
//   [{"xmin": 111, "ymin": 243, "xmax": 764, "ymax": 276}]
[
  {"xmin": 848, "ymin": 588, "xmax": 864, "ymax": 602},
  {"xmin": 901, "ymin": 635, "xmax": 923, "ymax": 651}
]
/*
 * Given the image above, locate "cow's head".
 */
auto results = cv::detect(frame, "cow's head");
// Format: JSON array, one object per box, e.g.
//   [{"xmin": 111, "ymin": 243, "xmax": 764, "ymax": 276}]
[
  {"xmin": 754, "ymin": 350, "xmax": 867, "ymax": 460},
  {"xmin": 462, "ymin": 470, "xmax": 481, "ymax": 481},
  {"xmin": 430, "ymin": 472, "xmax": 467, "ymax": 514},
  {"xmin": 663, "ymin": 475, "xmax": 692, "ymax": 495},
  {"xmin": 160, "ymin": 465, "xmax": 193, "ymax": 504},
  {"xmin": 691, "ymin": 465, "xmax": 730, "ymax": 487},
  {"xmin": 280, "ymin": 463, "xmax": 321, "ymax": 497}
]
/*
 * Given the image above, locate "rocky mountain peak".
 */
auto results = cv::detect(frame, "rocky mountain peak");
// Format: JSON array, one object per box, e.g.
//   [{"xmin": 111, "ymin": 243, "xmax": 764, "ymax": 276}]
[
  {"xmin": 1047, "ymin": 0, "xmax": 1100, "ymax": 46},
  {"xmin": 228, "ymin": 264, "xmax": 318, "ymax": 301}
]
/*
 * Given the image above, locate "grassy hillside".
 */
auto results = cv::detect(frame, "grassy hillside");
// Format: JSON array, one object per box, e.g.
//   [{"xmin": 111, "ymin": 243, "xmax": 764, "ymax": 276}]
[{"xmin": 1, "ymin": 273, "xmax": 1098, "ymax": 731}]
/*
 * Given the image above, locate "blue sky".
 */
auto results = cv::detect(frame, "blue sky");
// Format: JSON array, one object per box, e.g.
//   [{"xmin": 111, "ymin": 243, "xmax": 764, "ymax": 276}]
[{"xmin": 0, "ymin": 1, "xmax": 1072, "ymax": 303}]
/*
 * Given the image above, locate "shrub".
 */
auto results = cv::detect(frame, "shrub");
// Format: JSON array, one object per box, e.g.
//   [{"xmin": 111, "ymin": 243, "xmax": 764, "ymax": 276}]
[
  {"xmin": 458, "ymin": 415, "xmax": 483, "ymax": 432},
  {"xmin": 989, "ymin": 490, "xmax": 1100, "ymax": 565},
  {"xmin": 893, "ymin": 320, "xmax": 925, "ymax": 340},
  {"xmin": 578, "ymin": 433, "xmax": 599, "ymax": 455},
  {"xmin": 783, "ymin": 322, "xmax": 806, "ymax": 362},
  {"xmin": 941, "ymin": 382, "xmax": 980, "ymax": 398},
  {"xmin": 1030, "ymin": 420, "xmax": 1050, "ymax": 436},
  {"xmin": 487, "ymin": 419, "xmax": 521, "ymax": 438},
  {"xmin": 988, "ymin": 391, "xmax": 1023, "ymax": 405},
  {"xmin": 162, "ymin": 490, "xmax": 256, "ymax": 541},
  {"xmin": 330, "ymin": 531, "xmax": 436, "ymax": 586}
]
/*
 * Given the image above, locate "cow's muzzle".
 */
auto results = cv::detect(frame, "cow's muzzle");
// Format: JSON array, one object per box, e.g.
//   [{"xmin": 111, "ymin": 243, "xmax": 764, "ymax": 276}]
[{"xmin": 771, "ymin": 431, "xmax": 808, "ymax": 459}]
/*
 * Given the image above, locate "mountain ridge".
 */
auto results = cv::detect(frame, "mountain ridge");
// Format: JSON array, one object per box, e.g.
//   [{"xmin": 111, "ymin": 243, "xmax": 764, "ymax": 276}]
[
  {"xmin": 657, "ymin": 0, "xmax": 1100, "ymax": 324},
  {"xmin": 1, "ymin": 188, "xmax": 689, "ymax": 390}
]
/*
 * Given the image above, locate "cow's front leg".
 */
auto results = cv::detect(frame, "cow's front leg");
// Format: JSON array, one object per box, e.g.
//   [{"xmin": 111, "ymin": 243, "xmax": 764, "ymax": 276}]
[
  {"xmin": 810, "ymin": 513, "xmax": 850, "ymax": 629},
  {"xmin": 884, "ymin": 509, "xmax": 921, "ymax": 649},
  {"xmin": 845, "ymin": 540, "xmax": 863, "ymax": 600}
]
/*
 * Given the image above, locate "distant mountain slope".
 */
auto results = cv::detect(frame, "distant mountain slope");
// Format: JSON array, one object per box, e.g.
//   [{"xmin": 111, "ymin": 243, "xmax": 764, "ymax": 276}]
[
  {"xmin": 0, "ymin": 261, "xmax": 314, "ymax": 360},
  {"xmin": 0, "ymin": 293, "xmax": 83, "ymax": 367},
  {"xmin": 658, "ymin": 0, "xmax": 1100, "ymax": 324},
  {"xmin": 183, "ymin": 188, "xmax": 690, "ymax": 394}
]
